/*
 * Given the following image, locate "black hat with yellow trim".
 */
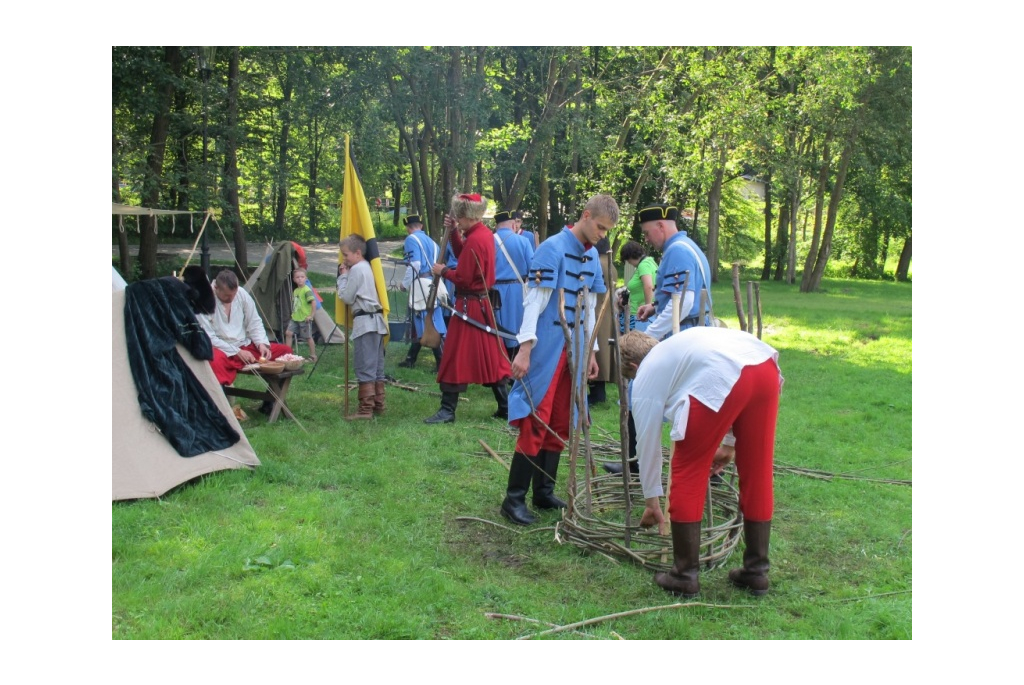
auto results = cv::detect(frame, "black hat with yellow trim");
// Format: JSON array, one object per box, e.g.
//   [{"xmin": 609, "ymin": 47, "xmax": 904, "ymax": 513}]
[
  {"xmin": 403, "ymin": 214, "xmax": 422, "ymax": 227},
  {"xmin": 494, "ymin": 210, "xmax": 514, "ymax": 224},
  {"xmin": 636, "ymin": 203, "xmax": 678, "ymax": 224}
]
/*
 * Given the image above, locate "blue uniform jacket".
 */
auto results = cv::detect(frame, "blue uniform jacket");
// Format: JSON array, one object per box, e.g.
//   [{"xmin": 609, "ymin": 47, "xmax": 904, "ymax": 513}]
[
  {"xmin": 652, "ymin": 231, "xmax": 713, "ymax": 331},
  {"xmin": 492, "ymin": 227, "xmax": 534, "ymax": 347},
  {"xmin": 508, "ymin": 227, "xmax": 605, "ymax": 424},
  {"xmin": 404, "ymin": 231, "xmax": 447, "ymax": 337}
]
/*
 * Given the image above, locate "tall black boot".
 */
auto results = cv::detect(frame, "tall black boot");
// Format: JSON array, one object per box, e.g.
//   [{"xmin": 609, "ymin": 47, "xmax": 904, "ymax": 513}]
[
  {"xmin": 423, "ymin": 391, "xmax": 458, "ymax": 424},
  {"xmin": 729, "ymin": 519, "xmax": 771, "ymax": 596},
  {"xmin": 500, "ymin": 452, "xmax": 538, "ymax": 525},
  {"xmin": 654, "ymin": 521, "xmax": 702, "ymax": 598},
  {"xmin": 491, "ymin": 380, "xmax": 509, "ymax": 419},
  {"xmin": 398, "ymin": 342, "xmax": 422, "ymax": 368},
  {"xmin": 432, "ymin": 346, "xmax": 443, "ymax": 373},
  {"xmin": 603, "ymin": 412, "xmax": 640, "ymax": 475},
  {"xmin": 532, "ymin": 450, "xmax": 567, "ymax": 510}
]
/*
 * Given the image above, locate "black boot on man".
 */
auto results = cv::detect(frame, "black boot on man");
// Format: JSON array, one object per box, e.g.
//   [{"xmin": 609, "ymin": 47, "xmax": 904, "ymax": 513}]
[
  {"xmin": 490, "ymin": 379, "xmax": 510, "ymax": 420},
  {"xmin": 500, "ymin": 452, "xmax": 538, "ymax": 525},
  {"xmin": 654, "ymin": 521, "xmax": 702, "ymax": 598},
  {"xmin": 603, "ymin": 412, "xmax": 639, "ymax": 475},
  {"xmin": 424, "ymin": 390, "xmax": 459, "ymax": 424},
  {"xmin": 532, "ymin": 450, "xmax": 567, "ymax": 510},
  {"xmin": 432, "ymin": 347, "xmax": 443, "ymax": 374},
  {"xmin": 728, "ymin": 519, "xmax": 771, "ymax": 596},
  {"xmin": 398, "ymin": 342, "xmax": 422, "ymax": 368}
]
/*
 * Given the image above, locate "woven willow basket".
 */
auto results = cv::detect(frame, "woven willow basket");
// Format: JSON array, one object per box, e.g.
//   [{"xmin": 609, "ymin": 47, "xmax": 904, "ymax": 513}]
[{"xmin": 555, "ymin": 460, "xmax": 743, "ymax": 572}]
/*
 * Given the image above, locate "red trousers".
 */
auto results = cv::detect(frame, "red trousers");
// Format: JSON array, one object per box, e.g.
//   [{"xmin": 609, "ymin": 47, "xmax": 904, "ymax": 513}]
[
  {"xmin": 668, "ymin": 358, "xmax": 780, "ymax": 523},
  {"xmin": 512, "ymin": 351, "xmax": 572, "ymax": 456},
  {"xmin": 210, "ymin": 342, "xmax": 293, "ymax": 386}
]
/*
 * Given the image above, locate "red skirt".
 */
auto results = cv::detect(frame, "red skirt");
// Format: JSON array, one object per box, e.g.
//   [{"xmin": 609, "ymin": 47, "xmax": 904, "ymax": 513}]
[{"xmin": 437, "ymin": 295, "xmax": 512, "ymax": 386}]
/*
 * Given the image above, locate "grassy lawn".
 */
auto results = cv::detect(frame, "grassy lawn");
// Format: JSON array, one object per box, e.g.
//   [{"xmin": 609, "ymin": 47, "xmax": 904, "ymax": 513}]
[{"xmin": 112, "ymin": 275, "xmax": 911, "ymax": 640}]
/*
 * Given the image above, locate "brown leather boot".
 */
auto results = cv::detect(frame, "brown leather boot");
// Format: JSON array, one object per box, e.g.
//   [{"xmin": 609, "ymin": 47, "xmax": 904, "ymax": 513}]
[
  {"xmin": 654, "ymin": 521, "xmax": 702, "ymax": 598},
  {"xmin": 373, "ymin": 381, "xmax": 386, "ymax": 415},
  {"xmin": 346, "ymin": 382, "xmax": 376, "ymax": 420},
  {"xmin": 729, "ymin": 519, "xmax": 771, "ymax": 596}
]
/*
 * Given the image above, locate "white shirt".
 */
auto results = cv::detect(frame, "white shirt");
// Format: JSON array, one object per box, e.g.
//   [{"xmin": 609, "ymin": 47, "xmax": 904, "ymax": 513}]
[
  {"xmin": 198, "ymin": 286, "xmax": 270, "ymax": 356},
  {"xmin": 631, "ymin": 327, "xmax": 782, "ymax": 499}
]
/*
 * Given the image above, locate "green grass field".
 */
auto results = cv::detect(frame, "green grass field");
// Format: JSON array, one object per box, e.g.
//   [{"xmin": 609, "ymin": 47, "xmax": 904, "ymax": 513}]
[{"xmin": 112, "ymin": 275, "xmax": 911, "ymax": 640}]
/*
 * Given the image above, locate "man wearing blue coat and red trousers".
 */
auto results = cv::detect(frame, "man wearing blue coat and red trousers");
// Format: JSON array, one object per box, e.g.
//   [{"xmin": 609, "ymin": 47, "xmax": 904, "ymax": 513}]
[{"xmin": 501, "ymin": 194, "xmax": 620, "ymax": 525}]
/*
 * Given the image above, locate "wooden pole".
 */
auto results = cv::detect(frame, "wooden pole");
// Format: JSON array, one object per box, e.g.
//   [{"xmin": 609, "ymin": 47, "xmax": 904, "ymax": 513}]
[
  {"xmin": 754, "ymin": 282, "xmax": 763, "ymax": 339},
  {"xmin": 731, "ymin": 263, "xmax": 746, "ymax": 331},
  {"xmin": 746, "ymin": 281, "xmax": 754, "ymax": 334}
]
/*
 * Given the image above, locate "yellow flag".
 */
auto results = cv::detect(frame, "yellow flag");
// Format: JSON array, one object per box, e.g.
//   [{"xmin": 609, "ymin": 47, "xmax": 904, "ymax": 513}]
[{"xmin": 339, "ymin": 134, "xmax": 390, "ymax": 342}]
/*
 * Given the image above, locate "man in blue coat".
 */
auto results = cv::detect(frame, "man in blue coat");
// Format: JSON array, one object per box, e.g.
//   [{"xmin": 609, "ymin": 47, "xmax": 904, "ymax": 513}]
[
  {"xmin": 635, "ymin": 203, "xmax": 713, "ymax": 341},
  {"xmin": 605, "ymin": 202, "xmax": 715, "ymax": 477},
  {"xmin": 397, "ymin": 214, "xmax": 446, "ymax": 372},
  {"xmin": 490, "ymin": 209, "xmax": 535, "ymax": 418},
  {"xmin": 501, "ymin": 194, "xmax": 620, "ymax": 525}
]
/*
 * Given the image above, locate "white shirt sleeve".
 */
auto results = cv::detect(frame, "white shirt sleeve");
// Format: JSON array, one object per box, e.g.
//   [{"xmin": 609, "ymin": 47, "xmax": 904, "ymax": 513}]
[
  {"xmin": 402, "ymin": 263, "xmax": 416, "ymax": 290},
  {"xmin": 516, "ymin": 287, "xmax": 552, "ymax": 344},
  {"xmin": 633, "ymin": 394, "xmax": 669, "ymax": 499}
]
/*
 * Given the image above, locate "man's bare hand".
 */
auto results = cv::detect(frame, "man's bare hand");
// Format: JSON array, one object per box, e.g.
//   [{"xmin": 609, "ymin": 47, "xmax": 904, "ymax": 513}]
[
  {"xmin": 712, "ymin": 444, "xmax": 736, "ymax": 476},
  {"xmin": 640, "ymin": 497, "xmax": 665, "ymax": 530}
]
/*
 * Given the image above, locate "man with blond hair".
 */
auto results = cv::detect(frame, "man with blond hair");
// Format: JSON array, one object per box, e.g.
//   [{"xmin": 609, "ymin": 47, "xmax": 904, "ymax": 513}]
[{"xmin": 500, "ymin": 194, "xmax": 619, "ymax": 525}]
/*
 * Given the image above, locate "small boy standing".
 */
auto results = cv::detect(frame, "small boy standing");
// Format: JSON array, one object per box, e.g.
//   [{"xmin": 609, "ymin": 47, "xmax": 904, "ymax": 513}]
[
  {"xmin": 336, "ymin": 235, "xmax": 389, "ymax": 419},
  {"xmin": 285, "ymin": 267, "xmax": 318, "ymax": 362}
]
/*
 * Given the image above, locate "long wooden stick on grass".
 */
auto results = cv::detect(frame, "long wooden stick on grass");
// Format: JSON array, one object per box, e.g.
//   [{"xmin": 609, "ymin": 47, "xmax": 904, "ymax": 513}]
[{"xmin": 516, "ymin": 601, "xmax": 754, "ymax": 640}]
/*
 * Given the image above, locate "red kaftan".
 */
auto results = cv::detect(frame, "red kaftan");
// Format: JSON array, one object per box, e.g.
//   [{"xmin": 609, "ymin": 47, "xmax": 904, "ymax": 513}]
[{"xmin": 436, "ymin": 221, "xmax": 512, "ymax": 386}]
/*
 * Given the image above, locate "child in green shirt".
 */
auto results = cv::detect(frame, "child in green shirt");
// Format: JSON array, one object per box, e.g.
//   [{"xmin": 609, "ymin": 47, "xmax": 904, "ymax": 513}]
[{"xmin": 285, "ymin": 267, "xmax": 318, "ymax": 361}]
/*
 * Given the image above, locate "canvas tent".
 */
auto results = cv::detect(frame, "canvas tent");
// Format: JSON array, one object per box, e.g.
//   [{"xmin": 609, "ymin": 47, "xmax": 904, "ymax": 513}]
[
  {"xmin": 112, "ymin": 276, "xmax": 260, "ymax": 501},
  {"xmin": 244, "ymin": 241, "xmax": 344, "ymax": 346}
]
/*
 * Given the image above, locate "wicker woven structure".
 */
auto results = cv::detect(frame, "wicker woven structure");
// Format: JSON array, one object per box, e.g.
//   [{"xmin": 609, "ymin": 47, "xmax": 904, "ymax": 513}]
[{"xmin": 554, "ymin": 445, "xmax": 743, "ymax": 572}]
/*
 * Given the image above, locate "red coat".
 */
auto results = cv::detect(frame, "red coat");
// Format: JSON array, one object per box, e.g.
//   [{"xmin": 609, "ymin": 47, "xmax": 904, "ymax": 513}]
[{"xmin": 437, "ymin": 221, "xmax": 511, "ymax": 385}]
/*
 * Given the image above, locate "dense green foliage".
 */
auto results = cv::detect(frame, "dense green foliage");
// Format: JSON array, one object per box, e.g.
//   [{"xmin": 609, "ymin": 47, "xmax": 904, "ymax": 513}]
[
  {"xmin": 112, "ymin": 46, "xmax": 911, "ymax": 286},
  {"xmin": 112, "ymin": 273, "xmax": 911, "ymax": 640}
]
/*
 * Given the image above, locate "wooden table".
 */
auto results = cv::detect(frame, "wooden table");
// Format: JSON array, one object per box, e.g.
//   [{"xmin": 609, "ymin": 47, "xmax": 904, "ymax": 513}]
[{"xmin": 224, "ymin": 367, "xmax": 304, "ymax": 424}]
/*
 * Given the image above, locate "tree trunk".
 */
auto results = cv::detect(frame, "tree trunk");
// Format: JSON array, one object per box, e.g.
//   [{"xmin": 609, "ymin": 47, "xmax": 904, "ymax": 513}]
[
  {"xmin": 895, "ymin": 234, "xmax": 912, "ymax": 282},
  {"xmin": 772, "ymin": 200, "xmax": 789, "ymax": 281},
  {"xmin": 538, "ymin": 151, "xmax": 549, "ymax": 239},
  {"xmin": 785, "ymin": 185, "xmax": 800, "ymax": 284},
  {"xmin": 805, "ymin": 129, "xmax": 857, "ymax": 291},
  {"xmin": 506, "ymin": 56, "xmax": 570, "ymax": 209},
  {"xmin": 705, "ymin": 145, "xmax": 727, "ymax": 284},
  {"xmin": 140, "ymin": 46, "xmax": 182, "ymax": 280},
  {"xmin": 224, "ymin": 47, "xmax": 247, "ymax": 271},
  {"xmin": 309, "ymin": 114, "xmax": 320, "ymax": 236},
  {"xmin": 800, "ymin": 136, "xmax": 832, "ymax": 291},
  {"xmin": 113, "ymin": 133, "xmax": 131, "ymax": 278},
  {"xmin": 273, "ymin": 56, "xmax": 295, "ymax": 237},
  {"xmin": 760, "ymin": 171, "xmax": 773, "ymax": 280},
  {"xmin": 391, "ymin": 178, "xmax": 402, "ymax": 226}
]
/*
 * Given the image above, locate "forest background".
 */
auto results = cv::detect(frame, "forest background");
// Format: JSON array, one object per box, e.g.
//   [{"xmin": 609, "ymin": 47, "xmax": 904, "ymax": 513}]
[{"xmin": 112, "ymin": 46, "xmax": 911, "ymax": 288}]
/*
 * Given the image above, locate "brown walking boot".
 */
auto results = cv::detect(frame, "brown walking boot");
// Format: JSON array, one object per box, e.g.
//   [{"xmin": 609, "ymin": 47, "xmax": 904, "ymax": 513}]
[
  {"xmin": 373, "ymin": 381, "xmax": 387, "ymax": 415},
  {"xmin": 346, "ymin": 382, "xmax": 376, "ymax": 420},
  {"xmin": 728, "ymin": 519, "xmax": 771, "ymax": 596},
  {"xmin": 654, "ymin": 521, "xmax": 702, "ymax": 598}
]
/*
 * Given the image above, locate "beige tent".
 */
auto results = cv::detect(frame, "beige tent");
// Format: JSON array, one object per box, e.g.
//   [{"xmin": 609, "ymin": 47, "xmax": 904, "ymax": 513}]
[{"xmin": 112, "ymin": 285, "xmax": 260, "ymax": 501}]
